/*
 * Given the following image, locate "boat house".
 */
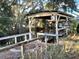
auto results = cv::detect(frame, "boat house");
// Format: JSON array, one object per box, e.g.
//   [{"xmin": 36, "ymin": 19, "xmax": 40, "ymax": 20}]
[{"xmin": 27, "ymin": 11, "xmax": 73, "ymax": 43}]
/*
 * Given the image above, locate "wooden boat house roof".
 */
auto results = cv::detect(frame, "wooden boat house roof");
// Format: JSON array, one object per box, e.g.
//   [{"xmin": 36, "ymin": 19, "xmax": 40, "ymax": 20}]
[{"xmin": 27, "ymin": 11, "xmax": 73, "ymax": 18}]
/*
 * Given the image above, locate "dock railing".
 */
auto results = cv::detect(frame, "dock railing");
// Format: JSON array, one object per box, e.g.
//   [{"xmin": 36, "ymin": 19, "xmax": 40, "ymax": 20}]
[
  {"xmin": 0, "ymin": 33, "xmax": 32, "ymax": 44},
  {"xmin": 0, "ymin": 32, "xmax": 44, "ymax": 59},
  {"xmin": 0, "ymin": 37, "xmax": 42, "ymax": 59},
  {"xmin": 37, "ymin": 32, "xmax": 56, "ymax": 43},
  {"xmin": 0, "ymin": 32, "xmax": 70, "ymax": 59}
]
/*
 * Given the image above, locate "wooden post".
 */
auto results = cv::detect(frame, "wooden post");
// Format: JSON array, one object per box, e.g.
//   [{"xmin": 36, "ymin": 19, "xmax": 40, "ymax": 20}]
[
  {"xmin": 28, "ymin": 52, "xmax": 31, "ymax": 59},
  {"xmin": 14, "ymin": 36, "xmax": 17, "ymax": 43},
  {"xmin": 44, "ymin": 34, "xmax": 48, "ymax": 59},
  {"xmin": 49, "ymin": 51, "xmax": 52, "ymax": 59},
  {"xmin": 55, "ymin": 14, "xmax": 59, "ymax": 44},
  {"xmin": 21, "ymin": 44, "xmax": 25, "ymax": 59},
  {"xmin": 45, "ymin": 35, "xmax": 48, "ymax": 45},
  {"xmin": 24, "ymin": 34, "xmax": 27, "ymax": 41},
  {"xmin": 45, "ymin": 19, "xmax": 48, "ymax": 48},
  {"xmin": 35, "ymin": 49, "xmax": 38, "ymax": 59},
  {"xmin": 37, "ymin": 33, "xmax": 38, "ymax": 38},
  {"xmin": 66, "ymin": 17, "xmax": 68, "ymax": 35},
  {"xmin": 29, "ymin": 17, "xmax": 32, "ymax": 40},
  {"xmin": 41, "ymin": 46, "xmax": 43, "ymax": 59},
  {"xmin": 45, "ymin": 35, "xmax": 48, "ymax": 53}
]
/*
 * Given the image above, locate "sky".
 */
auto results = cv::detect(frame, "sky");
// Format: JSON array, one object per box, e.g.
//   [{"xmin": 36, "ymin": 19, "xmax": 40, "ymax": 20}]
[
  {"xmin": 75, "ymin": 0, "xmax": 79, "ymax": 9},
  {"xmin": 72, "ymin": 0, "xmax": 79, "ymax": 17}
]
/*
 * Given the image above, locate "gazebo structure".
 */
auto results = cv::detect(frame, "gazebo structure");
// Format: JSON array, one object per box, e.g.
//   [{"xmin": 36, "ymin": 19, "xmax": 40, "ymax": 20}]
[
  {"xmin": 0, "ymin": 11, "xmax": 74, "ymax": 59},
  {"xmin": 27, "ymin": 11, "xmax": 73, "ymax": 43}
]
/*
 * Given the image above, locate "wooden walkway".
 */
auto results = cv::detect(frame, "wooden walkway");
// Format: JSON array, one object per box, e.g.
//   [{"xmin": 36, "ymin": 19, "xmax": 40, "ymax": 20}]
[
  {"xmin": 0, "ymin": 40, "xmax": 47, "ymax": 59},
  {"xmin": 1, "ymin": 33, "xmax": 79, "ymax": 59}
]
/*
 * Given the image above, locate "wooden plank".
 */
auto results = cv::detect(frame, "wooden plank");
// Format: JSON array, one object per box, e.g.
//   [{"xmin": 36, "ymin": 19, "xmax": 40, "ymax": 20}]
[
  {"xmin": 21, "ymin": 44, "xmax": 25, "ymax": 59},
  {"xmin": 0, "ymin": 33, "xmax": 29, "ymax": 41},
  {"xmin": 53, "ymin": 12, "xmax": 69, "ymax": 18},
  {"xmin": 58, "ymin": 27, "xmax": 66, "ymax": 31},
  {"xmin": 28, "ymin": 12, "xmax": 72, "ymax": 18},
  {"xmin": 28, "ymin": 12, "xmax": 53, "ymax": 18},
  {"xmin": 55, "ymin": 15, "xmax": 59, "ymax": 43},
  {"xmin": 37, "ymin": 33, "xmax": 56, "ymax": 36}
]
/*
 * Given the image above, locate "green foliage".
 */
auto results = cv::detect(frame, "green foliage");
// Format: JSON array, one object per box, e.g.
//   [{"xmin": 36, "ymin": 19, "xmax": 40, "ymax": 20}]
[
  {"xmin": 0, "ymin": 17, "xmax": 12, "ymax": 36},
  {"xmin": 71, "ymin": 19, "xmax": 78, "ymax": 34},
  {"xmin": 43, "ymin": 0, "xmax": 76, "ymax": 11},
  {"xmin": 44, "ymin": 2, "xmax": 58, "ymax": 11},
  {"xmin": 0, "ymin": 0, "xmax": 13, "ymax": 17}
]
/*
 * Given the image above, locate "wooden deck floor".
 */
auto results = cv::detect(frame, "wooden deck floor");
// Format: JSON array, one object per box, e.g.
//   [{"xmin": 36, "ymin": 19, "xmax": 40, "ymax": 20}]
[{"xmin": 0, "ymin": 40, "xmax": 46, "ymax": 59}]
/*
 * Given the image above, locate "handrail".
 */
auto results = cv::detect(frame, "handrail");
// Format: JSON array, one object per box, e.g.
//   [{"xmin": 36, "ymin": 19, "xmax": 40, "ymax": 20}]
[
  {"xmin": 0, "ymin": 33, "xmax": 31, "ymax": 44},
  {"xmin": 37, "ymin": 32, "xmax": 56, "ymax": 36},
  {"xmin": 0, "ymin": 32, "xmax": 49, "ymax": 59},
  {"xmin": 37, "ymin": 32, "xmax": 56, "ymax": 43},
  {"xmin": 0, "ymin": 33, "xmax": 29, "ymax": 41},
  {"xmin": 0, "ymin": 37, "xmax": 41, "ymax": 52},
  {"xmin": 0, "ymin": 37, "xmax": 42, "ymax": 59}
]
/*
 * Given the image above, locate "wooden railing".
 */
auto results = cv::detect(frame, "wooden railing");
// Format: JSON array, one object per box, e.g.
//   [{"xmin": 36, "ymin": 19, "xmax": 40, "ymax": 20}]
[
  {"xmin": 37, "ymin": 32, "xmax": 56, "ymax": 43},
  {"xmin": 0, "ymin": 32, "xmax": 46, "ymax": 59},
  {"xmin": 0, "ymin": 37, "xmax": 41, "ymax": 59},
  {"xmin": 0, "ymin": 33, "xmax": 31, "ymax": 44},
  {"xmin": 0, "ymin": 33, "xmax": 72, "ymax": 59},
  {"xmin": 0, "ymin": 32, "xmax": 65, "ymax": 59}
]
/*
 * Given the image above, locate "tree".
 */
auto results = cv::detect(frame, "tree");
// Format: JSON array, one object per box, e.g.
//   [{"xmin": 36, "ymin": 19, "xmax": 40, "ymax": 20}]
[
  {"xmin": 0, "ymin": 0, "xmax": 13, "ymax": 17},
  {"xmin": 0, "ymin": 0, "xmax": 40, "ymax": 36},
  {"xmin": 10, "ymin": 0, "xmax": 39, "ymax": 34},
  {"xmin": 0, "ymin": 0, "xmax": 14, "ymax": 36},
  {"xmin": 0, "ymin": 0, "xmax": 77, "ymax": 36},
  {"xmin": 44, "ymin": 2, "xmax": 58, "ymax": 11},
  {"xmin": 44, "ymin": 0, "xmax": 76, "ymax": 11},
  {"xmin": 0, "ymin": 17, "xmax": 12, "ymax": 36}
]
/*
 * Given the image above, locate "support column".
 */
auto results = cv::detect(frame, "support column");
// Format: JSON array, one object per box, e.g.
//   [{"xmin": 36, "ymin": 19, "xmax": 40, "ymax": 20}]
[
  {"xmin": 55, "ymin": 15, "xmax": 59, "ymax": 43},
  {"xmin": 29, "ymin": 17, "xmax": 32, "ymax": 40},
  {"xmin": 21, "ymin": 44, "xmax": 25, "ymax": 59},
  {"xmin": 66, "ymin": 17, "xmax": 68, "ymax": 35},
  {"xmin": 45, "ymin": 20, "xmax": 48, "ymax": 44},
  {"xmin": 14, "ymin": 36, "xmax": 17, "ymax": 43}
]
